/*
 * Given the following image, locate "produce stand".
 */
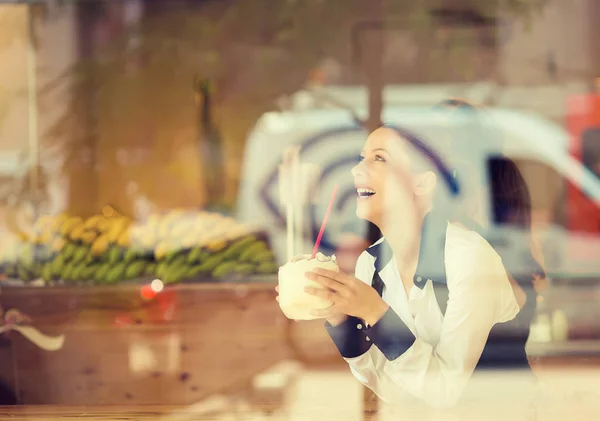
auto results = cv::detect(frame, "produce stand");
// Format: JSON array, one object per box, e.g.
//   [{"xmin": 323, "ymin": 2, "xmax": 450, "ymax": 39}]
[{"xmin": 0, "ymin": 204, "xmax": 346, "ymax": 406}]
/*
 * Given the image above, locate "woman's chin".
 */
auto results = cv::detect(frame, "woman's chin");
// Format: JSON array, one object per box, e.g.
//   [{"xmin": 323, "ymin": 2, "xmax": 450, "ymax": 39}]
[{"xmin": 355, "ymin": 205, "xmax": 375, "ymax": 223}]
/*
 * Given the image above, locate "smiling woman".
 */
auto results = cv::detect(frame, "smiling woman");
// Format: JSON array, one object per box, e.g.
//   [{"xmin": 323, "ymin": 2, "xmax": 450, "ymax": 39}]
[{"xmin": 275, "ymin": 111, "xmax": 543, "ymax": 410}]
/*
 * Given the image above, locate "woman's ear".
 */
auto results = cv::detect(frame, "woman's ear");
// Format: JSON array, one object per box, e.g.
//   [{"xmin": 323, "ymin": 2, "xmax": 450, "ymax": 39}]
[{"xmin": 414, "ymin": 171, "xmax": 437, "ymax": 197}]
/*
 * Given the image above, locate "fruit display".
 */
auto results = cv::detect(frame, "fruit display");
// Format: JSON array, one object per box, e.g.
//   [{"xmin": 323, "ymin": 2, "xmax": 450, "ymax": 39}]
[{"xmin": 0, "ymin": 208, "xmax": 278, "ymax": 285}]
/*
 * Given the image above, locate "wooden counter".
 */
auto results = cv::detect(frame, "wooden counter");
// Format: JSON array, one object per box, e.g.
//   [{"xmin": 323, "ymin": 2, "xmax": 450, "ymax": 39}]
[
  {"xmin": 1, "ymin": 282, "xmax": 600, "ymax": 419},
  {"xmin": 0, "ymin": 282, "xmax": 340, "ymax": 406}
]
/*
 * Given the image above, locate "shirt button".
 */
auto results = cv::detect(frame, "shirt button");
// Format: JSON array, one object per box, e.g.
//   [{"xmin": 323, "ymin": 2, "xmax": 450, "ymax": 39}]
[
  {"xmin": 366, "ymin": 336, "xmax": 371, "ymax": 341},
  {"xmin": 416, "ymin": 276, "xmax": 423, "ymax": 283},
  {"xmin": 357, "ymin": 323, "xmax": 363, "ymax": 329}
]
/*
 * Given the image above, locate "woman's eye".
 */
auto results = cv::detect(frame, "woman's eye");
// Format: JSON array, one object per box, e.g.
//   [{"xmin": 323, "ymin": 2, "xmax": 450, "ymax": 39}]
[
  {"xmin": 375, "ymin": 154, "xmax": 386, "ymax": 162},
  {"xmin": 358, "ymin": 155, "xmax": 365, "ymax": 162}
]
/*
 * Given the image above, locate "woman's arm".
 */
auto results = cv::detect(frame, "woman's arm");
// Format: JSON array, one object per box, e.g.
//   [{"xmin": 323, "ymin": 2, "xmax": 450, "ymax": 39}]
[
  {"xmin": 323, "ymin": 251, "xmax": 380, "ymax": 382},
  {"xmin": 316, "ymin": 233, "xmax": 519, "ymax": 408},
  {"xmin": 323, "ymin": 251, "xmax": 375, "ymax": 354},
  {"xmin": 357, "ymin": 242, "xmax": 519, "ymax": 408}
]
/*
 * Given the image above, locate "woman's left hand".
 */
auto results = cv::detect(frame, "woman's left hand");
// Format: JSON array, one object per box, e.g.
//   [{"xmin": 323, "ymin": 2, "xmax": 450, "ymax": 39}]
[{"xmin": 304, "ymin": 269, "xmax": 389, "ymax": 326}]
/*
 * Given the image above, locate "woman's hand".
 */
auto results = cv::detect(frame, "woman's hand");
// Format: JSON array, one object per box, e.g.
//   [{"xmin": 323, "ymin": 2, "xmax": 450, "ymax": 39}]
[
  {"xmin": 304, "ymin": 269, "xmax": 389, "ymax": 326},
  {"xmin": 274, "ymin": 285, "xmax": 347, "ymax": 326}
]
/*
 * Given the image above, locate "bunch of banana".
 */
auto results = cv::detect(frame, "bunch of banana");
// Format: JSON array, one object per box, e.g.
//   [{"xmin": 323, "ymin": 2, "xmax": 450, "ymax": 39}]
[
  {"xmin": 0, "ymin": 208, "xmax": 278, "ymax": 285},
  {"xmin": 152, "ymin": 233, "xmax": 278, "ymax": 284}
]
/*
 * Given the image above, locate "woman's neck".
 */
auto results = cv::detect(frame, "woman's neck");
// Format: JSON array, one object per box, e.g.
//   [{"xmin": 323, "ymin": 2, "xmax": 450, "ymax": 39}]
[{"xmin": 379, "ymin": 214, "xmax": 425, "ymax": 277}]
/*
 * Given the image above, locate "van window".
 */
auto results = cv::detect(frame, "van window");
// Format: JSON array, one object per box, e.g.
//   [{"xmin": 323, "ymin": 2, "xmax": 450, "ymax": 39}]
[
  {"xmin": 582, "ymin": 128, "xmax": 600, "ymax": 177},
  {"xmin": 506, "ymin": 158, "xmax": 565, "ymax": 228},
  {"xmin": 509, "ymin": 158, "xmax": 600, "ymax": 233}
]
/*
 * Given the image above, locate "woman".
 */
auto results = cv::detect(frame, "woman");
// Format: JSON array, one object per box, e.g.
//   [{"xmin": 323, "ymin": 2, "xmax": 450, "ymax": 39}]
[{"xmin": 291, "ymin": 111, "xmax": 544, "ymax": 409}]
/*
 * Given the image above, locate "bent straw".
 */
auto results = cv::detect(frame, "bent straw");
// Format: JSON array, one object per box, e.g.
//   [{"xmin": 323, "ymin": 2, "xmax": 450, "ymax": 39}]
[{"xmin": 311, "ymin": 184, "xmax": 338, "ymax": 259}]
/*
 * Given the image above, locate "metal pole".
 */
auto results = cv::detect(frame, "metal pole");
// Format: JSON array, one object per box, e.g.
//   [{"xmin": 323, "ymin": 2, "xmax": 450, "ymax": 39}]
[
  {"xmin": 362, "ymin": 4, "xmax": 384, "ymax": 419},
  {"xmin": 26, "ymin": 4, "xmax": 39, "ymax": 201}
]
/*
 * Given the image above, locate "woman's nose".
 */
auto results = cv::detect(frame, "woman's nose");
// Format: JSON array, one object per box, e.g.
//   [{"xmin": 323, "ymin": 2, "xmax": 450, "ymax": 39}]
[{"xmin": 351, "ymin": 161, "xmax": 364, "ymax": 177}]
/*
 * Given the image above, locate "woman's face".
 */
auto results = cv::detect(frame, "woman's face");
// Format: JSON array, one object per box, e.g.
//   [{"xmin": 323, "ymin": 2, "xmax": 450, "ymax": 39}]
[{"xmin": 351, "ymin": 127, "xmax": 436, "ymax": 228}]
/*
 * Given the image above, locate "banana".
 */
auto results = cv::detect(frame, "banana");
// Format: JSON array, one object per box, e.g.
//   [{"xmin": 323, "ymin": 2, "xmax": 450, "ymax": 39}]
[
  {"xmin": 117, "ymin": 230, "xmax": 131, "ymax": 248},
  {"xmin": 91, "ymin": 235, "xmax": 110, "ymax": 257},
  {"xmin": 107, "ymin": 218, "xmax": 130, "ymax": 243},
  {"xmin": 81, "ymin": 230, "xmax": 98, "ymax": 244},
  {"xmin": 83, "ymin": 215, "xmax": 105, "ymax": 230},
  {"xmin": 60, "ymin": 217, "xmax": 83, "ymax": 237},
  {"xmin": 69, "ymin": 224, "xmax": 87, "ymax": 242}
]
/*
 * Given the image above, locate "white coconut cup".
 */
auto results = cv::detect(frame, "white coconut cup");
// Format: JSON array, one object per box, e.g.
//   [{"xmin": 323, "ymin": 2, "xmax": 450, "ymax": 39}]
[{"xmin": 277, "ymin": 254, "xmax": 338, "ymax": 320}]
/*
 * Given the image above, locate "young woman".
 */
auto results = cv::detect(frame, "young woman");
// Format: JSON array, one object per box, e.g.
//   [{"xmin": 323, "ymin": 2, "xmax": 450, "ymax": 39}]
[{"xmin": 295, "ymin": 113, "xmax": 544, "ymax": 409}]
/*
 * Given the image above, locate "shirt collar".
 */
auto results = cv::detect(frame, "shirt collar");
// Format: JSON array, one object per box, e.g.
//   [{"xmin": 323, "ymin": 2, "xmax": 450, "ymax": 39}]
[{"xmin": 366, "ymin": 211, "xmax": 449, "ymax": 290}]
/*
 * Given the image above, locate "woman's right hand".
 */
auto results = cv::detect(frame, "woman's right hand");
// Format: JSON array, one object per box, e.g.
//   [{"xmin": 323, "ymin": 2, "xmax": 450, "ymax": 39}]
[
  {"xmin": 324, "ymin": 313, "xmax": 348, "ymax": 327},
  {"xmin": 274, "ymin": 285, "xmax": 347, "ymax": 325}
]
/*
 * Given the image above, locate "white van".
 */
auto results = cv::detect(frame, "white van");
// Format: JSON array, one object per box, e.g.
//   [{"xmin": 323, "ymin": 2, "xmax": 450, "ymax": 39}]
[{"xmin": 237, "ymin": 101, "xmax": 600, "ymax": 281}]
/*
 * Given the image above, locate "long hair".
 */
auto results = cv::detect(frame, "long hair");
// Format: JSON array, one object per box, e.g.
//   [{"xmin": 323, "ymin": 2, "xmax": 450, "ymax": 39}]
[
  {"xmin": 435, "ymin": 99, "xmax": 545, "ymax": 282},
  {"xmin": 488, "ymin": 157, "xmax": 533, "ymax": 229}
]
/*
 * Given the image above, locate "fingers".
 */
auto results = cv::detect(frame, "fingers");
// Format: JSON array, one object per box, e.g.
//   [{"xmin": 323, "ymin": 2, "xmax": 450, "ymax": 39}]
[
  {"xmin": 310, "ymin": 307, "xmax": 339, "ymax": 318},
  {"xmin": 304, "ymin": 286, "xmax": 335, "ymax": 301},
  {"xmin": 311, "ymin": 268, "xmax": 347, "ymax": 283},
  {"xmin": 305, "ymin": 271, "xmax": 346, "ymax": 293}
]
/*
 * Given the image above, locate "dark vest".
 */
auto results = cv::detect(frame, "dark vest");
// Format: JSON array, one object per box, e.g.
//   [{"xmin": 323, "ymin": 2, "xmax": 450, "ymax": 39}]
[{"xmin": 366, "ymin": 212, "xmax": 542, "ymax": 371}]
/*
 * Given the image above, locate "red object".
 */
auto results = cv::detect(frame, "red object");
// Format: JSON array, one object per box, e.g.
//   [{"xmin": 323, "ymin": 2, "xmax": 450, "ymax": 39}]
[
  {"xmin": 311, "ymin": 184, "xmax": 339, "ymax": 259},
  {"xmin": 566, "ymin": 94, "xmax": 600, "ymax": 234},
  {"xmin": 141, "ymin": 284, "xmax": 156, "ymax": 300}
]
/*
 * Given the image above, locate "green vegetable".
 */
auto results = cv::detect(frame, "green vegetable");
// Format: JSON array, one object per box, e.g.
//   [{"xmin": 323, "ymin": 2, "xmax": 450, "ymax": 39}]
[
  {"xmin": 256, "ymin": 262, "xmax": 277, "ymax": 274},
  {"xmin": 51, "ymin": 255, "xmax": 66, "ymax": 277},
  {"xmin": 81, "ymin": 264, "xmax": 98, "ymax": 280},
  {"xmin": 72, "ymin": 246, "xmax": 89, "ymax": 264},
  {"xmin": 240, "ymin": 241, "xmax": 268, "ymax": 262},
  {"xmin": 94, "ymin": 264, "xmax": 111, "ymax": 283},
  {"xmin": 222, "ymin": 236, "xmax": 256, "ymax": 260},
  {"xmin": 212, "ymin": 261, "xmax": 237, "ymax": 279},
  {"xmin": 105, "ymin": 263, "xmax": 126, "ymax": 284},
  {"xmin": 145, "ymin": 263, "xmax": 157, "ymax": 276},
  {"xmin": 108, "ymin": 247, "xmax": 122, "ymax": 264},
  {"xmin": 125, "ymin": 261, "xmax": 146, "ymax": 279},
  {"xmin": 252, "ymin": 250, "xmax": 275, "ymax": 264},
  {"xmin": 17, "ymin": 266, "xmax": 32, "ymax": 282},
  {"xmin": 41, "ymin": 263, "xmax": 53, "ymax": 282},
  {"xmin": 187, "ymin": 247, "xmax": 203, "ymax": 265}
]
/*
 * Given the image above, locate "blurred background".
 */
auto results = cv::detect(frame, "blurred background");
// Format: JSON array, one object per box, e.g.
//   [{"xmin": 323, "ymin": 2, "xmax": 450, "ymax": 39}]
[{"xmin": 0, "ymin": 0, "xmax": 599, "ymax": 419}]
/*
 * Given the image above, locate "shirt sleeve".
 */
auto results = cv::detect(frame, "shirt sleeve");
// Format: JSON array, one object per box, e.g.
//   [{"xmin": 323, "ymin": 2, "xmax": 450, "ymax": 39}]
[
  {"xmin": 324, "ymin": 252, "xmax": 374, "ymax": 358},
  {"xmin": 346, "ymin": 238, "xmax": 519, "ymax": 408}
]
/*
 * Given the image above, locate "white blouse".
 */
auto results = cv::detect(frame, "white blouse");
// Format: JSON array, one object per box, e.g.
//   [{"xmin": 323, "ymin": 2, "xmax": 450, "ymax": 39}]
[{"xmin": 338, "ymin": 222, "xmax": 520, "ymax": 409}]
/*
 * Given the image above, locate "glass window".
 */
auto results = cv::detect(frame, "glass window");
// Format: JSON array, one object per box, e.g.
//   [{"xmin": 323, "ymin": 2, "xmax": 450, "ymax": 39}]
[{"xmin": 582, "ymin": 127, "xmax": 600, "ymax": 177}]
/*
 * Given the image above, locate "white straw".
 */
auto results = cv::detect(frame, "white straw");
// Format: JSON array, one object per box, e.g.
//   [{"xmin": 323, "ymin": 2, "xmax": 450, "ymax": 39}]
[
  {"xmin": 281, "ymin": 148, "xmax": 298, "ymax": 261},
  {"xmin": 289, "ymin": 147, "xmax": 300, "ymax": 258},
  {"xmin": 279, "ymin": 163, "xmax": 294, "ymax": 262},
  {"xmin": 287, "ymin": 194, "xmax": 294, "ymax": 262},
  {"xmin": 293, "ymin": 151, "xmax": 304, "ymax": 257}
]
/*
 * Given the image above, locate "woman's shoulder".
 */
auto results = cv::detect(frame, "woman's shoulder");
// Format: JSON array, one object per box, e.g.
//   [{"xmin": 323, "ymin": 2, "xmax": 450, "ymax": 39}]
[
  {"xmin": 445, "ymin": 222, "xmax": 522, "ymax": 321},
  {"xmin": 445, "ymin": 222, "xmax": 503, "ymax": 269}
]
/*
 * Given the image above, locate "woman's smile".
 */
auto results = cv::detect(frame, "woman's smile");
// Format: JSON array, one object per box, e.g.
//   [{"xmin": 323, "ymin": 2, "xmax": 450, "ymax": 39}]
[{"xmin": 356, "ymin": 185, "xmax": 376, "ymax": 200}]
